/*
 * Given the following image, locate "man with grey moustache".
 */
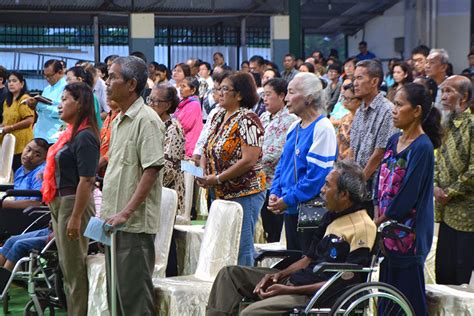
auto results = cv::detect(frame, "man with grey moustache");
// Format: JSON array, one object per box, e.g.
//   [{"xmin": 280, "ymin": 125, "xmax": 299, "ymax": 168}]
[{"xmin": 434, "ymin": 75, "xmax": 474, "ymax": 286}]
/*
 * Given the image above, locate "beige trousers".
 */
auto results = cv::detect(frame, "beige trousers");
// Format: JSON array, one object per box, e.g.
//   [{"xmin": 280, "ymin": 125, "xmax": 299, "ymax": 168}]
[{"xmin": 49, "ymin": 195, "xmax": 95, "ymax": 316}]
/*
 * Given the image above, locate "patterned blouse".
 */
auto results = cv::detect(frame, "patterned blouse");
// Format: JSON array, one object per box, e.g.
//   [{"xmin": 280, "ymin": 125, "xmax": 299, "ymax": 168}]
[
  {"xmin": 204, "ymin": 108, "xmax": 266, "ymax": 199},
  {"xmin": 336, "ymin": 112, "xmax": 354, "ymax": 160},
  {"xmin": 163, "ymin": 117, "xmax": 186, "ymax": 215},
  {"xmin": 260, "ymin": 107, "xmax": 297, "ymax": 188},
  {"xmin": 1, "ymin": 94, "xmax": 34, "ymax": 155}
]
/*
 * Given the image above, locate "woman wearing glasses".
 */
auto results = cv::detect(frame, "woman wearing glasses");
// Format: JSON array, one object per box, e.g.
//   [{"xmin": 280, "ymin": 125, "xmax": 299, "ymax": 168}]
[
  {"xmin": 147, "ymin": 85, "xmax": 186, "ymax": 216},
  {"xmin": 337, "ymin": 83, "xmax": 361, "ymax": 160},
  {"xmin": 197, "ymin": 72, "xmax": 266, "ymax": 266}
]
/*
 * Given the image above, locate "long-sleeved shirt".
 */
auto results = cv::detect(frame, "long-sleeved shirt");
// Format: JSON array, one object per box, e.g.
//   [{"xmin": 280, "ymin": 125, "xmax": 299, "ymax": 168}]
[
  {"xmin": 270, "ymin": 115, "xmax": 337, "ymax": 214},
  {"xmin": 173, "ymin": 95, "xmax": 203, "ymax": 157},
  {"xmin": 34, "ymin": 77, "xmax": 67, "ymax": 143},
  {"xmin": 434, "ymin": 109, "xmax": 474, "ymax": 232},
  {"xmin": 280, "ymin": 68, "xmax": 299, "ymax": 83},
  {"xmin": 376, "ymin": 133, "xmax": 435, "ymax": 264}
]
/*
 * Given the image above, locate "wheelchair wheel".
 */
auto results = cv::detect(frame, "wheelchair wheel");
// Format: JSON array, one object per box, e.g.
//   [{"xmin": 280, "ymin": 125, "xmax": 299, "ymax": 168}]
[
  {"xmin": 329, "ymin": 282, "xmax": 415, "ymax": 316},
  {"xmin": 23, "ymin": 298, "xmax": 55, "ymax": 316}
]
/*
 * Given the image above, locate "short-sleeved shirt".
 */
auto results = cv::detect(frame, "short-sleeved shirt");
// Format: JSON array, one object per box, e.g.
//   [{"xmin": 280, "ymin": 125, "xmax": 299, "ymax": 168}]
[
  {"xmin": 1, "ymin": 94, "xmax": 35, "ymax": 154},
  {"xmin": 204, "ymin": 108, "xmax": 266, "ymax": 199},
  {"xmin": 350, "ymin": 92, "xmax": 394, "ymax": 169},
  {"xmin": 289, "ymin": 207, "xmax": 376, "ymax": 286},
  {"xmin": 260, "ymin": 107, "xmax": 297, "ymax": 188},
  {"xmin": 13, "ymin": 162, "xmax": 45, "ymax": 201},
  {"xmin": 55, "ymin": 128, "xmax": 100, "ymax": 189},
  {"xmin": 101, "ymin": 97, "xmax": 165, "ymax": 234}
]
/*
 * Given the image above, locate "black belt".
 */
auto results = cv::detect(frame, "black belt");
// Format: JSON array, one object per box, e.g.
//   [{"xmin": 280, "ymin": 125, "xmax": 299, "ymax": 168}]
[{"xmin": 55, "ymin": 187, "xmax": 76, "ymax": 197}]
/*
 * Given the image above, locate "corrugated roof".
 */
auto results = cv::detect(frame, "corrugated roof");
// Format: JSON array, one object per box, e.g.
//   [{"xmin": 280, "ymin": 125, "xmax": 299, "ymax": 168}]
[{"xmin": 0, "ymin": 0, "xmax": 400, "ymax": 34}]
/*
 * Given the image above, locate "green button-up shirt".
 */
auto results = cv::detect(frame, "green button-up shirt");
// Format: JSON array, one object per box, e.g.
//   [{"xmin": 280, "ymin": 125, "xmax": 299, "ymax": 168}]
[
  {"xmin": 101, "ymin": 97, "xmax": 165, "ymax": 234},
  {"xmin": 434, "ymin": 109, "xmax": 474, "ymax": 232}
]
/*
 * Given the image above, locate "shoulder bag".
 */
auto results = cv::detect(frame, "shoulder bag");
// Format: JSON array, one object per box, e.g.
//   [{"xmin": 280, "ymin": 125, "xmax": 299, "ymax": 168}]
[{"xmin": 293, "ymin": 124, "xmax": 328, "ymax": 231}]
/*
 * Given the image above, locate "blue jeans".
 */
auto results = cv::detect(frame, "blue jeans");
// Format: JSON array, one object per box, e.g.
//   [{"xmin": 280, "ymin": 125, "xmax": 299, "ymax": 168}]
[
  {"xmin": 230, "ymin": 191, "xmax": 265, "ymax": 266},
  {"xmin": 0, "ymin": 228, "xmax": 50, "ymax": 263}
]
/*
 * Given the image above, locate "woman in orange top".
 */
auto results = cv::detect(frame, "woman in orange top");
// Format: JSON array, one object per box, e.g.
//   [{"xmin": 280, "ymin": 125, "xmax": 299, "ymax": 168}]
[{"xmin": 98, "ymin": 97, "xmax": 119, "ymax": 175}]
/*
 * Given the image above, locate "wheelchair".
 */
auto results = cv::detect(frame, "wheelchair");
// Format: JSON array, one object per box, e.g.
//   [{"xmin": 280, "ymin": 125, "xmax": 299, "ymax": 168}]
[
  {"xmin": 253, "ymin": 221, "xmax": 415, "ymax": 316},
  {"xmin": 0, "ymin": 185, "xmax": 50, "ymax": 242},
  {"xmin": 0, "ymin": 187, "xmax": 67, "ymax": 315}
]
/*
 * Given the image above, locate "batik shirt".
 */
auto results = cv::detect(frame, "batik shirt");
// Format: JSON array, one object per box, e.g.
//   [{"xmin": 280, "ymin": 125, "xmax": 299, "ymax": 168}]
[
  {"xmin": 204, "ymin": 108, "xmax": 266, "ymax": 199},
  {"xmin": 260, "ymin": 107, "xmax": 297, "ymax": 188},
  {"xmin": 377, "ymin": 133, "xmax": 434, "ymax": 262},
  {"xmin": 434, "ymin": 109, "xmax": 474, "ymax": 232},
  {"xmin": 163, "ymin": 117, "xmax": 186, "ymax": 215}
]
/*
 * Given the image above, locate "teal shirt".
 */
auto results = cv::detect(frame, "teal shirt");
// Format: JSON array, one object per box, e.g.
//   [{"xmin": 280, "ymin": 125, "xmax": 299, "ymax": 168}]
[
  {"xmin": 34, "ymin": 77, "xmax": 67, "ymax": 143},
  {"xmin": 93, "ymin": 95, "xmax": 103, "ymax": 130}
]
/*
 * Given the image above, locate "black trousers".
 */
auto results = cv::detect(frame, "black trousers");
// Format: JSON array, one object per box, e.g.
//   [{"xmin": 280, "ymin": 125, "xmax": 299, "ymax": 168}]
[
  {"xmin": 260, "ymin": 191, "xmax": 284, "ymax": 243},
  {"xmin": 284, "ymin": 214, "xmax": 314, "ymax": 253},
  {"xmin": 435, "ymin": 222, "xmax": 474, "ymax": 285}
]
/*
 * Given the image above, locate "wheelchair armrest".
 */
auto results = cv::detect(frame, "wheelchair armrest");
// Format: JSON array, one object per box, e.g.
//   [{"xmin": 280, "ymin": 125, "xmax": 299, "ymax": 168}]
[
  {"xmin": 0, "ymin": 184, "xmax": 14, "ymax": 192},
  {"xmin": 312, "ymin": 262, "xmax": 365, "ymax": 274},
  {"xmin": 23, "ymin": 206, "xmax": 50, "ymax": 215},
  {"xmin": 254, "ymin": 250, "xmax": 303, "ymax": 262},
  {"xmin": 378, "ymin": 220, "xmax": 413, "ymax": 238},
  {"xmin": 4, "ymin": 189, "xmax": 42, "ymax": 198}
]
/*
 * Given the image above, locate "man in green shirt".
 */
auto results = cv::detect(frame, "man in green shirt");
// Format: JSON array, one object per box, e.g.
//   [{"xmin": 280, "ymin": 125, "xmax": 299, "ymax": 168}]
[
  {"xmin": 434, "ymin": 75, "xmax": 474, "ymax": 285},
  {"xmin": 101, "ymin": 56, "xmax": 165, "ymax": 315}
]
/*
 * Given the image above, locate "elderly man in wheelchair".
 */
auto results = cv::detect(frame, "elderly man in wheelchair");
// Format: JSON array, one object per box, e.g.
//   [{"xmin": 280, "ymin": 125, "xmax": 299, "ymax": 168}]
[{"xmin": 207, "ymin": 160, "xmax": 414, "ymax": 315}]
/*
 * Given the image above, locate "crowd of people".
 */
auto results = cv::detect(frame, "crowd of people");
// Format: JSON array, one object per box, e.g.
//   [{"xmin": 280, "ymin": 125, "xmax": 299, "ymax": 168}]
[{"xmin": 0, "ymin": 39, "xmax": 472, "ymax": 315}]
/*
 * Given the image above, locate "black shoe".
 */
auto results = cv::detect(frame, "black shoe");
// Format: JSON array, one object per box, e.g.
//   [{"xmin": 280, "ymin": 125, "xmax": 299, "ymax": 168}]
[{"xmin": 0, "ymin": 267, "xmax": 12, "ymax": 293}]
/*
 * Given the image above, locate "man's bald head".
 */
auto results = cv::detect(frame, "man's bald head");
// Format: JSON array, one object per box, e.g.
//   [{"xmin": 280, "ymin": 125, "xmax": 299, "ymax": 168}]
[{"xmin": 441, "ymin": 75, "xmax": 472, "ymax": 107}]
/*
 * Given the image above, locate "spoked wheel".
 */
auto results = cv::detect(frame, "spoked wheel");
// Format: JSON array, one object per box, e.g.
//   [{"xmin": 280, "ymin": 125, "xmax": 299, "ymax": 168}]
[
  {"xmin": 329, "ymin": 282, "xmax": 415, "ymax": 316},
  {"xmin": 23, "ymin": 298, "xmax": 55, "ymax": 316}
]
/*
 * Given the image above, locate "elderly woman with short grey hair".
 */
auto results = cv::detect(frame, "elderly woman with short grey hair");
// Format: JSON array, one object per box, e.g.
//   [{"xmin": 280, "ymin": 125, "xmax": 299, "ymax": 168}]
[{"xmin": 268, "ymin": 72, "xmax": 337, "ymax": 251}]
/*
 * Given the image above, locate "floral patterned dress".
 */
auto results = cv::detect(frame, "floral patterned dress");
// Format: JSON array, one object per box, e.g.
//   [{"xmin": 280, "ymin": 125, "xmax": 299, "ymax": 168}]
[
  {"xmin": 204, "ymin": 108, "xmax": 266, "ymax": 199},
  {"xmin": 163, "ymin": 117, "xmax": 186, "ymax": 215}
]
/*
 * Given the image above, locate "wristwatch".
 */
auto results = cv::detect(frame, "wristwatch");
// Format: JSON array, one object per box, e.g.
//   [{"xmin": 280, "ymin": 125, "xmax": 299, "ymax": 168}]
[{"xmin": 216, "ymin": 175, "xmax": 223, "ymax": 185}]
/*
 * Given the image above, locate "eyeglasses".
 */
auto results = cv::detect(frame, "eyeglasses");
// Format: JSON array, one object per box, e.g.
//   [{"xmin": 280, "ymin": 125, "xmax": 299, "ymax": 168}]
[
  {"xmin": 216, "ymin": 86, "xmax": 235, "ymax": 94},
  {"xmin": 146, "ymin": 96, "xmax": 169, "ymax": 105},
  {"xmin": 43, "ymin": 72, "xmax": 57, "ymax": 79},
  {"xmin": 341, "ymin": 96, "xmax": 358, "ymax": 103}
]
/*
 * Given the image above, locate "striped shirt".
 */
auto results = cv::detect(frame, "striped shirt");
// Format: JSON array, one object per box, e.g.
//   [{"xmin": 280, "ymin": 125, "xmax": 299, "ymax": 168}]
[{"xmin": 271, "ymin": 115, "xmax": 337, "ymax": 214}]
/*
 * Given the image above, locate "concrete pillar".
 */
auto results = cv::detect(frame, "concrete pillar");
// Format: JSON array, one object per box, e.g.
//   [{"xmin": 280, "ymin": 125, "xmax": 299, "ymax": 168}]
[
  {"xmin": 129, "ymin": 13, "xmax": 155, "ymax": 63},
  {"xmin": 404, "ymin": 0, "xmax": 429, "ymax": 60},
  {"xmin": 289, "ymin": 1, "xmax": 302, "ymax": 58},
  {"xmin": 271, "ymin": 15, "xmax": 290, "ymax": 70},
  {"xmin": 93, "ymin": 15, "xmax": 100, "ymax": 63},
  {"xmin": 240, "ymin": 17, "xmax": 248, "ymax": 66}
]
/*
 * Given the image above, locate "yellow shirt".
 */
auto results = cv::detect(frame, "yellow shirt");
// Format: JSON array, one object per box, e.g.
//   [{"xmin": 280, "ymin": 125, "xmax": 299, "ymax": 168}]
[
  {"xmin": 1, "ymin": 94, "xmax": 34, "ymax": 154},
  {"xmin": 100, "ymin": 97, "xmax": 166, "ymax": 234}
]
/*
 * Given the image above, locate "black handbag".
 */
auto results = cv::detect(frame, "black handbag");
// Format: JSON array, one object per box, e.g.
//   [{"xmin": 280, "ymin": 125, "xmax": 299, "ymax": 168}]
[{"xmin": 293, "ymin": 124, "xmax": 328, "ymax": 231}]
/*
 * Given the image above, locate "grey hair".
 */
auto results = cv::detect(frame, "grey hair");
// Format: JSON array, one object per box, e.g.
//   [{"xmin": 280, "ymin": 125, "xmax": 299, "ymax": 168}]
[
  {"xmin": 112, "ymin": 56, "xmax": 148, "ymax": 95},
  {"xmin": 334, "ymin": 159, "xmax": 366, "ymax": 204},
  {"xmin": 429, "ymin": 48, "xmax": 450, "ymax": 64},
  {"xmin": 452, "ymin": 75, "xmax": 473, "ymax": 102},
  {"xmin": 292, "ymin": 72, "xmax": 326, "ymax": 112},
  {"xmin": 355, "ymin": 59, "xmax": 384, "ymax": 89}
]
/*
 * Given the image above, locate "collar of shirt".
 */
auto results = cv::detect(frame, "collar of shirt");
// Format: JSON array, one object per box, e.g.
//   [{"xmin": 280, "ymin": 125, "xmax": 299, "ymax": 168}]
[
  {"xmin": 14, "ymin": 162, "xmax": 45, "ymax": 185},
  {"xmin": 119, "ymin": 96, "xmax": 144, "ymax": 121},
  {"xmin": 452, "ymin": 108, "xmax": 472, "ymax": 129},
  {"xmin": 361, "ymin": 92, "xmax": 385, "ymax": 111}
]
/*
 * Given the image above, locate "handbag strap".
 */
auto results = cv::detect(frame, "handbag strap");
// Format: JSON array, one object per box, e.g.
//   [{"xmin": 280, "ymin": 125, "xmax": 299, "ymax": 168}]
[{"xmin": 293, "ymin": 124, "xmax": 299, "ymax": 183}]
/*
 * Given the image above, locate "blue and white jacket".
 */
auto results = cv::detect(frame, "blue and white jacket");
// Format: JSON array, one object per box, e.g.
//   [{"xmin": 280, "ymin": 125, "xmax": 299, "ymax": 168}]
[{"xmin": 270, "ymin": 115, "xmax": 337, "ymax": 215}]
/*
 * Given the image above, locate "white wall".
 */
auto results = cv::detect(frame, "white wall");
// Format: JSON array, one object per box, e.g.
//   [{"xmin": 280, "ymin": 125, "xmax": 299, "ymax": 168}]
[
  {"xmin": 436, "ymin": 0, "xmax": 470, "ymax": 74},
  {"xmin": 348, "ymin": 0, "xmax": 471, "ymax": 74},
  {"xmin": 348, "ymin": 1, "xmax": 405, "ymax": 61}
]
